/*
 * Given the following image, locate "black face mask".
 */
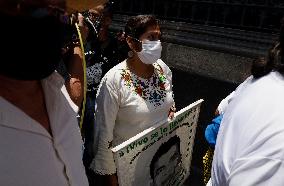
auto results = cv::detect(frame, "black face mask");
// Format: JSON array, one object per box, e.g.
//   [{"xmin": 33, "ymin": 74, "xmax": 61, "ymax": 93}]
[{"xmin": 0, "ymin": 13, "xmax": 69, "ymax": 80}]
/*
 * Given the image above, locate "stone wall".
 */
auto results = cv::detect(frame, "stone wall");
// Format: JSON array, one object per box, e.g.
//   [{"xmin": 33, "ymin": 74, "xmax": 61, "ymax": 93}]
[
  {"xmin": 111, "ymin": 14, "xmax": 278, "ymax": 84},
  {"xmin": 162, "ymin": 43, "xmax": 252, "ymax": 84}
]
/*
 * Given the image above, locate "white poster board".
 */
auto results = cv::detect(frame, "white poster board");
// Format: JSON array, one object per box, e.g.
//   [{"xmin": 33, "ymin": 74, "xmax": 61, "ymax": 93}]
[{"xmin": 111, "ymin": 99, "xmax": 203, "ymax": 186}]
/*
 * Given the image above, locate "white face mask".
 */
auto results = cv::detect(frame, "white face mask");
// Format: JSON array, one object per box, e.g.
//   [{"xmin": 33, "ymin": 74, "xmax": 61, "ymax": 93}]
[{"xmin": 137, "ymin": 40, "xmax": 162, "ymax": 65}]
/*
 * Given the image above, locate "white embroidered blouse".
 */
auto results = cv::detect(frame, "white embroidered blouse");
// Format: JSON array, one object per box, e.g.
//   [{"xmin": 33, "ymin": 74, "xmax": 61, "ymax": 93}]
[{"xmin": 90, "ymin": 59, "xmax": 175, "ymax": 175}]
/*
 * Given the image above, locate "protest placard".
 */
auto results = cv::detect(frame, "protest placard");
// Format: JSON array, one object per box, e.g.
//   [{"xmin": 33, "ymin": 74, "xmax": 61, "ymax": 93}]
[{"xmin": 112, "ymin": 99, "xmax": 203, "ymax": 186}]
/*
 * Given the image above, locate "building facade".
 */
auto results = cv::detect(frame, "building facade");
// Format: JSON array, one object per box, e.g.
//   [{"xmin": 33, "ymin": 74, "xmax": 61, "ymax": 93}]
[{"xmin": 112, "ymin": 0, "xmax": 283, "ymax": 83}]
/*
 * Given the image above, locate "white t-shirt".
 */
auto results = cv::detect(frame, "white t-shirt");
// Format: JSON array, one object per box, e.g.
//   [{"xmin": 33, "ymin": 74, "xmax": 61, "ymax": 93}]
[
  {"xmin": 0, "ymin": 72, "xmax": 88, "ymax": 186},
  {"xmin": 211, "ymin": 71, "xmax": 284, "ymax": 186},
  {"xmin": 90, "ymin": 59, "xmax": 175, "ymax": 175},
  {"xmin": 217, "ymin": 76, "xmax": 253, "ymax": 115}
]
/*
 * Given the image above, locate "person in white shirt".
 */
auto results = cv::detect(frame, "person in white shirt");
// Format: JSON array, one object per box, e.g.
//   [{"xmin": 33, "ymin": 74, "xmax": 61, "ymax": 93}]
[
  {"xmin": 203, "ymin": 57, "xmax": 268, "ymax": 184},
  {"xmin": 0, "ymin": 0, "xmax": 98, "ymax": 185},
  {"xmin": 90, "ymin": 15, "xmax": 175, "ymax": 185},
  {"xmin": 216, "ymin": 57, "xmax": 268, "ymax": 116},
  {"xmin": 209, "ymin": 18, "xmax": 284, "ymax": 186}
]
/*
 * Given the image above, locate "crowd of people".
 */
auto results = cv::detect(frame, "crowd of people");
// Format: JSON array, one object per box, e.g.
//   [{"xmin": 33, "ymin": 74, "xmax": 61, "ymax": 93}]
[{"xmin": 0, "ymin": 0, "xmax": 284, "ymax": 186}]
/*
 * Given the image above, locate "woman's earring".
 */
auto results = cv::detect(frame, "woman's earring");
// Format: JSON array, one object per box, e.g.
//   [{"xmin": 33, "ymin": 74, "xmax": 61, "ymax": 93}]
[{"xmin": 128, "ymin": 51, "xmax": 134, "ymax": 58}]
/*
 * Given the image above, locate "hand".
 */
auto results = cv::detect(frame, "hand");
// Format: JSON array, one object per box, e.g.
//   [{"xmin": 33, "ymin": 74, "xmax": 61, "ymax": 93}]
[
  {"xmin": 168, "ymin": 105, "xmax": 176, "ymax": 120},
  {"xmin": 77, "ymin": 13, "xmax": 89, "ymax": 44},
  {"xmin": 214, "ymin": 109, "xmax": 220, "ymax": 116},
  {"xmin": 117, "ymin": 31, "xmax": 126, "ymax": 42},
  {"xmin": 70, "ymin": 13, "xmax": 89, "ymax": 44},
  {"xmin": 168, "ymin": 110, "xmax": 175, "ymax": 120},
  {"xmin": 64, "ymin": 46, "xmax": 84, "ymax": 107}
]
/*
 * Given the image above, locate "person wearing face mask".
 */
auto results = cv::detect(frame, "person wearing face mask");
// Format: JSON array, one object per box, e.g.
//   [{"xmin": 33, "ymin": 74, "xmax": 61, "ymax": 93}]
[
  {"xmin": 0, "ymin": 0, "xmax": 104, "ymax": 185},
  {"xmin": 76, "ymin": 3, "xmax": 127, "ymax": 185},
  {"xmin": 89, "ymin": 15, "xmax": 175, "ymax": 185}
]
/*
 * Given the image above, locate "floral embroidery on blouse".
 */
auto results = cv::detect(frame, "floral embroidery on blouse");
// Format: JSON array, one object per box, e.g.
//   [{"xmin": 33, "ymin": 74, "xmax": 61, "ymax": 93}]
[{"xmin": 121, "ymin": 63, "xmax": 168, "ymax": 107}]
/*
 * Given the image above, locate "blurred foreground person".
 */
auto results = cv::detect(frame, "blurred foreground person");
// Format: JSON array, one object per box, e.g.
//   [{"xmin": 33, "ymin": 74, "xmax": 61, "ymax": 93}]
[
  {"xmin": 203, "ymin": 57, "xmax": 268, "ymax": 184},
  {"xmin": 0, "ymin": 1, "xmax": 96, "ymax": 185},
  {"xmin": 209, "ymin": 18, "xmax": 284, "ymax": 186}
]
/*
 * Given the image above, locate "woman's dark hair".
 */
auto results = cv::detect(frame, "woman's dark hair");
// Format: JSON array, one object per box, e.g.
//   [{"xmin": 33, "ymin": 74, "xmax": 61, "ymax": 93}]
[
  {"xmin": 118, "ymin": 15, "xmax": 159, "ymax": 58},
  {"xmin": 124, "ymin": 15, "xmax": 158, "ymax": 39},
  {"xmin": 267, "ymin": 42, "xmax": 283, "ymax": 72},
  {"xmin": 252, "ymin": 18, "xmax": 284, "ymax": 79},
  {"xmin": 251, "ymin": 57, "xmax": 269, "ymax": 78},
  {"xmin": 266, "ymin": 18, "xmax": 284, "ymax": 74}
]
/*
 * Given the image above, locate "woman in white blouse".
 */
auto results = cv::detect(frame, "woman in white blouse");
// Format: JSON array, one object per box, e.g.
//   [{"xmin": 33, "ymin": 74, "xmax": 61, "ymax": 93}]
[{"xmin": 90, "ymin": 15, "xmax": 175, "ymax": 185}]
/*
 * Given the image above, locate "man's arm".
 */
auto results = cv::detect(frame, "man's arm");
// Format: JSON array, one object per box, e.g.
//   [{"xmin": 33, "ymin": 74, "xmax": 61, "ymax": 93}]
[
  {"xmin": 65, "ymin": 46, "xmax": 84, "ymax": 107},
  {"xmin": 64, "ymin": 13, "xmax": 89, "ymax": 108}
]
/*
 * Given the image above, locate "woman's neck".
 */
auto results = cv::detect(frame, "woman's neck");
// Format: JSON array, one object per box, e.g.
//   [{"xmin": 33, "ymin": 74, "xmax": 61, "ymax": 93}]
[
  {"xmin": 0, "ymin": 75, "xmax": 41, "ymax": 101},
  {"xmin": 127, "ymin": 56, "xmax": 154, "ymax": 79},
  {"xmin": 0, "ymin": 75, "xmax": 51, "ymax": 134}
]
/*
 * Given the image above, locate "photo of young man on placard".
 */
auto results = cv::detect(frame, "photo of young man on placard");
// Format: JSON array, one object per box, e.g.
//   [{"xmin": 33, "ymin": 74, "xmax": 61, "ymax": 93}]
[{"xmin": 150, "ymin": 135, "xmax": 186, "ymax": 186}]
